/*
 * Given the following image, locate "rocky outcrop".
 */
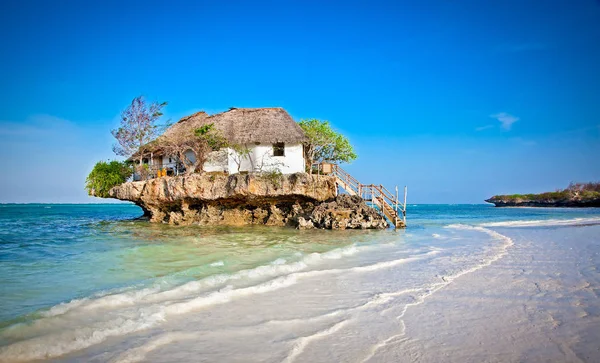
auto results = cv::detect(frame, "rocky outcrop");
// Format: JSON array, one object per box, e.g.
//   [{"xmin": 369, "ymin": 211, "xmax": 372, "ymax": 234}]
[
  {"xmin": 485, "ymin": 196, "xmax": 600, "ymax": 208},
  {"xmin": 107, "ymin": 173, "xmax": 389, "ymax": 229},
  {"xmin": 486, "ymin": 183, "xmax": 600, "ymax": 208},
  {"xmin": 298, "ymin": 195, "xmax": 389, "ymax": 229}
]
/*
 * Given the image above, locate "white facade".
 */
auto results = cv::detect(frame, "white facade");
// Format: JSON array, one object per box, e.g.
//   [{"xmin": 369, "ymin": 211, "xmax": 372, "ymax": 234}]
[
  {"xmin": 203, "ymin": 149, "xmax": 228, "ymax": 172},
  {"xmin": 153, "ymin": 142, "xmax": 304, "ymax": 175},
  {"xmin": 226, "ymin": 143, "xmax": 304, "ymax": 174}
]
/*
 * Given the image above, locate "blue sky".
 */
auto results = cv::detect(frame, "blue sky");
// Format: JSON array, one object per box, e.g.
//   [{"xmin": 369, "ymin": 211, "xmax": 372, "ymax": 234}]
[{"xmin": 1, "ymin": 0, "xmax": 599, "ymax": 203}]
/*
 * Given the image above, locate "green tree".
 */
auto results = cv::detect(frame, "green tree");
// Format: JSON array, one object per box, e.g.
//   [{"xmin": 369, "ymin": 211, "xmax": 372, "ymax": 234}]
[
  {"xmin": 85, "ymin": 161, "xmax": 133, "ymax": 198},
  {"xmin": 298, "ymin": 119, "xmax": 357, "ymax": 170},
  {"xmin": 194, "ymin": 123, "xmax": 228, "ymax": 151},
  {"xmin": 111, "ymin": 96, "xmax": 168, "ymax": 164},
  {"xmin": 156, "ymin": 124, "xmax": 229, "ymax": 174}
]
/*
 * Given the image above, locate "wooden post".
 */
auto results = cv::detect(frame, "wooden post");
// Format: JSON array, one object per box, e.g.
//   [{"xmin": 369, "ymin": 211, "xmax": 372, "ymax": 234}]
[
  {"xmin": 403, "ymin": 186, "xmax": 407, "ymax": 224},
  {"xmin": 150, "ymin": 151, "xmax": 154, "ymax": 179}
]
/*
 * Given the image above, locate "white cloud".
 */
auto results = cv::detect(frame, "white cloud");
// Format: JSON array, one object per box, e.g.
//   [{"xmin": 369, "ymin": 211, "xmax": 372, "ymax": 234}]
[
  {"xmin": 475, "ymin": 124, "xmax": 494, "ymax": 131},
  {"xmin": 490, "ymin": 112, "xmax": 519, "ymax": 130}
]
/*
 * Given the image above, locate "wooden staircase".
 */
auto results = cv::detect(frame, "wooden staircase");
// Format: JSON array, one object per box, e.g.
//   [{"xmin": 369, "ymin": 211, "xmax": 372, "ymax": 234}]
[{"xmin": 326, "ymin": 164, "xmax": 407, "ymax": 228}]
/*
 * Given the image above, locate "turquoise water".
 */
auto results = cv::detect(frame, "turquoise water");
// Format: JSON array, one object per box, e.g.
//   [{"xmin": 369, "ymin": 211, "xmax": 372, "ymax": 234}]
[
  {"xmin": 1, "ymin": 203, "xmax": 598, "ymax": 323},
  {"xmin": 0, "ymin": 203, "xmax": 599, "ymax": 361},
  {"xmin": 0, "ymin": 204, "xmax": 374, "ymax": 323}
]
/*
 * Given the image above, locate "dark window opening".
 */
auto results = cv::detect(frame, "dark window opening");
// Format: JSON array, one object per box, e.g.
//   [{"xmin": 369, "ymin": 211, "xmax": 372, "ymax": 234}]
[
  {"xmin": 273, "ymin": 142, "xmax": 285, "ymax": 157},
  {"xmin": 142, "ymin": 158, "xmax": 149, "ymax": 164}
]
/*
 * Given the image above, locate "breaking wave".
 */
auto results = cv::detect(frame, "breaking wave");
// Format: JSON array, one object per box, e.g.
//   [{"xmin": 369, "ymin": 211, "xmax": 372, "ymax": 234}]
[{"xmin": 0, "ymin": 242, "xmax": 431, "ymax": 362}]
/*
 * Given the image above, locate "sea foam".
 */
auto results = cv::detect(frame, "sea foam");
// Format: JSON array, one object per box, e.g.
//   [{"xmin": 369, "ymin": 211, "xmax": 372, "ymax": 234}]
[
  {"xmin": 0, "ymin": 243, "xmax": 388, "ymax": 361},
  {"xmin": 480, "ymin": 217, "xmax": 600, "ymax": 228}
]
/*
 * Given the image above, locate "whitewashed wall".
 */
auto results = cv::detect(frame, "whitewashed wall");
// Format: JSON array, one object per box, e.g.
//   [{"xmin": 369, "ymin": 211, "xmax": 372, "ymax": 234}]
[
  {"xmin": 160, "ymin": 155, "xmax": 176, "ymax": 168},
  {"xmin": 142, "ymin": 143, "xmax": 304, "ymax": 176},
  {"xmin": 227, "ymin": 143, "xmax": 304, "ymax": 174},
  {"xmin": 227, "ymin": 146, "xmax": 254, "ymax": 173},
  {"xmin": 204, "ymin": 150, "xmax": 228, "ymax": 172},
  {"xmin": 285, "ymin": 144, "xmax": 305, "ymax": 173},
  {"xmin": 162, "ymin": 150, "xmax": 228, "ymax": 173}
]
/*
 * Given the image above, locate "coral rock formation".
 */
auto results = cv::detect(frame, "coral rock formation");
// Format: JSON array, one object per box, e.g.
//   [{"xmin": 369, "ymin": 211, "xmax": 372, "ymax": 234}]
[{"xmin": 107, "ymin": 173, "xmax": 389, "ymax": 229}]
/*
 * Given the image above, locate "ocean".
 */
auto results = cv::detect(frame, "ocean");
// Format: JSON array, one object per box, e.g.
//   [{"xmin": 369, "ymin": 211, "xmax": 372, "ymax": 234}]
[{"xmin": 0, "ymin": 204, "xmax": 599, "ymax": 362}]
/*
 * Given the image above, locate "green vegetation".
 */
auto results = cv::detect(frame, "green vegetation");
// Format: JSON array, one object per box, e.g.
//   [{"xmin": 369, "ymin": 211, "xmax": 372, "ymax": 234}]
[
  {"xmin": 85, "ymin": 161, "xmax": 133, "ymax": 198},
  {"xmin": 491, "ymin": 182, "xmax": 600, "ymax": 202},
  {"xmin": 259, "ymin": 169, "xmax": 284, "ymax": 189},
  {"xmin": 194, "ymin": 123, "xmax": 228, "ymax": 151},
  {"xmin": 298, "ymin": 119, "xmax": 357, "ymax": 171}
]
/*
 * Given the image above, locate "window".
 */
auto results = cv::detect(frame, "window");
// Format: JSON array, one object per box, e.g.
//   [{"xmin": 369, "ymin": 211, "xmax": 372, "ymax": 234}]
[
  {"xmin": 142, "ymin": 158, "xmax": 149, "ymax": 164},
  {"xmin": 273, "ymin": 142, "xmax": 285, "ymax": 156}
]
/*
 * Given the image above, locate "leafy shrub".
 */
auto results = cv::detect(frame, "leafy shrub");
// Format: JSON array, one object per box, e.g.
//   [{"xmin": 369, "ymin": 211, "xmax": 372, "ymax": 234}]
[
  {"xmin": 260, "ymin": 169, "xmax": 284, "ymax": 188},
  {"xmin": 194, "ymin": 123, "xmax": 228, "ymax": 151},
  {"xmin": 86, "ymin": 161, "xmax": 133, "ymax": 198},
  {"xmin": 299, "ymin": 118, "xmax": 357, "ymax": 171}
]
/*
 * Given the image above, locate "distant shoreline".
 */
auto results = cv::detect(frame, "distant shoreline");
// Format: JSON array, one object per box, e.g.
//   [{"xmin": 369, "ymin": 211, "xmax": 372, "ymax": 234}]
[
  {"xmin": 485, "ymin": 198, "xmax": 600, "ymax": 208},
  {"xmin": 486, "ymin": 183, "xmax": 600, "ymax": 208},
  {"xmin": 490, "ymin": 206, "xmax": 600, "ymax": 209}
]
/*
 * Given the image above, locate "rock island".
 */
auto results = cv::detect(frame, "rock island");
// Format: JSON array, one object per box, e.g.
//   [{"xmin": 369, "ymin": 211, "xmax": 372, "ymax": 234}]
[
  {"xmin": 486, "ymin": 182, "xmax": 600, "ymax": 207},
  {"xmin": 90, "ymin": 105, "xmax": 407, "ymax": 229}
]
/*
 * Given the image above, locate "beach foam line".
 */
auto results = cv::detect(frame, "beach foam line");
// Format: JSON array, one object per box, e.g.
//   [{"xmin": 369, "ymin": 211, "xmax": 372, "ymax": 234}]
[
  {"xmin": 282, "ymin": 319, "xmax": 349, "ymax": 363},
  {"xmin": 0, "ymin": 244, "xmax": 397, "ymax": 360},
  {"xmin": 163, "ymin": 250, "xmax": 437, "ymax": 317},
  {"xmin": 0, "ymin": 246, "xmax": 435, "ymax": 361},
  {"xmin": 479, "ymin": 217, "xmax": 600, "ymax": 228},
  {"xmin": 278, "ymin": 250, "xmax": 439, "ymax": 283},
  {"xmin": 362, "ymin": 224, "xmax": 515, "ymax": 362},
  {"xmin": 0, "ymin": 307, "xmax": 167, "ymax": 363},
  {"xmin": 0, "ymin": 276, "xmax": 299, "ymax": 362},
  {"xmin": 254, "ymin": 287, "xmax": 424, "ymax": 329},
  {"xmin": 37, "ymin": 244, "xmax": 370, "ymax": 319},
  {"xmin": 0, "ymin": 240, "xmax": 437, "ymax": 362},
  {"xmin": 40, "ymin": 285, "xmax": 163, "ymax": 318},
  {"xmin": 145, "ymin": 244, "xmax": 369, "ymax": 304},
  {"xmin": 111, "ymin": 332, "xmax": 199, "ymax": 363},
  {"xmin": 164, "ymin": 274, "xmax": 298, "ymax": 315}
]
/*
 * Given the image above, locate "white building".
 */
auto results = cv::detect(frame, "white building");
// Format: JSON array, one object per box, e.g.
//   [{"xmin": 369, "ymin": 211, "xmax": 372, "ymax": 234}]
[{"xmin": 133, "ymin": 108, "xmax": 306, "ymax": 179}]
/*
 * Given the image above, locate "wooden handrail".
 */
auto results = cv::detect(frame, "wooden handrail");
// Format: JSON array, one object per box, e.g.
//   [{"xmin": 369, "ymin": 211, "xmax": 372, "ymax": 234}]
[
  {"xmin": 327, "ymin": 163, "xmax": 407, "ymax": 227},
  {"xmin": 375, "ymin": 186, "xmax": 397, "ymax": 207}
]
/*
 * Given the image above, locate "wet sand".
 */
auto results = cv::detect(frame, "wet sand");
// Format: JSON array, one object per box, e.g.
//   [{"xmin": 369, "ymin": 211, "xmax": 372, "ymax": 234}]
[{"xmin": 386, "ymin": 225, "xmax": 600, "ymax": 362}]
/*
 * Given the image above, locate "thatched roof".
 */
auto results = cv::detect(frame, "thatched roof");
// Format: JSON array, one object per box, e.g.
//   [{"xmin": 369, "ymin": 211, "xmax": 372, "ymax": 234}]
[{"xmin": 162, "ymin": 107, "xmax": 306, "ymax": 145}]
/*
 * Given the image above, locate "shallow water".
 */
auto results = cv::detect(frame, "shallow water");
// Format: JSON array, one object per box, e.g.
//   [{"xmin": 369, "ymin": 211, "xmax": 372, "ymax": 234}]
[{"xmin": 0, "ymin": 204, "xmax": 599, "ymax": 362}]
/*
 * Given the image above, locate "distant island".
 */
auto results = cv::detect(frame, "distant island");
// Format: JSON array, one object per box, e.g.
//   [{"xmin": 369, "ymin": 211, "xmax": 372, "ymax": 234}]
[{"xmin": 486, "ymin": 182, "xmax": 600, "ymax": 208}]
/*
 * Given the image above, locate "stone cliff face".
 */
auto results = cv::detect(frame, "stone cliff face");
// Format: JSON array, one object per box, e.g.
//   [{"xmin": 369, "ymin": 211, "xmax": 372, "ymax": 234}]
[
  {"xmin": 297, "ymin": 195, "xmax": 388, "ymax": 230},
  {"xmin": 107, "ymin": 173, "xmax": 388, "ymax": 229}
]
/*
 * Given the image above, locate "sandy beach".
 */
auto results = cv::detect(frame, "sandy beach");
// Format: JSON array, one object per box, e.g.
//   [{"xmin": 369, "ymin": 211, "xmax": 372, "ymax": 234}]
[{"xmin": 384, "ymin": 224, "xmax": 600, "ymax": 362}]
